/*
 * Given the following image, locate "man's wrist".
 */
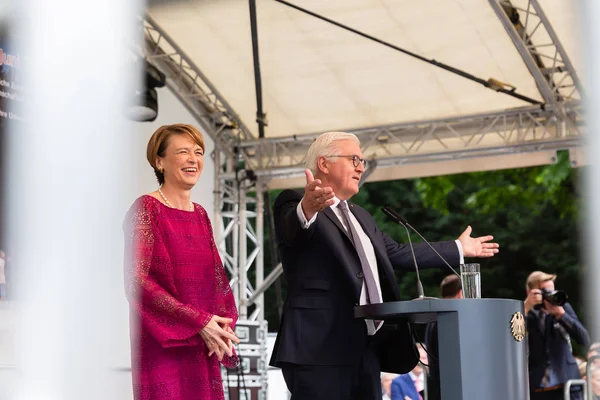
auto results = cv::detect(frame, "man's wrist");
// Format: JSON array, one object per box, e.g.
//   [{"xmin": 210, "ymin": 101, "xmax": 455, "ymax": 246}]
[
  {"xmin": 554, "ymin": 308, "xmax": 565, "ymax": 319},
  {"xmin": 297, "ymin": 200, "xmax": 317, "ymax": 229},
  {"xmin": 454, "ymin": 240, "xmax": 464, "ymax": 264},
  {"xmin": 301, "ymin": 201, "xmax": 315, "ymax": 221}
]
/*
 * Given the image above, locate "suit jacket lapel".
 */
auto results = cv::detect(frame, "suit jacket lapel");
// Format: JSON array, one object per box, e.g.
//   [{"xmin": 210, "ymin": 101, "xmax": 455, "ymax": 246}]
[
  {"xmin": 349, "ymin": 203, "xmax": 402, "ymax": 302},
  {"xmin": 323, "ymin": 207, "xmax": 353, "ymax": 243},
  {"xmin": 322, "ymin": 206, "xmax": 363, "ymax": 298}
]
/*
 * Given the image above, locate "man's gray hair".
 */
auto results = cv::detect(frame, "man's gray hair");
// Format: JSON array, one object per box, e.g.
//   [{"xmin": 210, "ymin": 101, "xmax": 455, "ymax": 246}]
[{"xmin": 304, "ymin": 131, "xmax": 360, "ymax": 175}]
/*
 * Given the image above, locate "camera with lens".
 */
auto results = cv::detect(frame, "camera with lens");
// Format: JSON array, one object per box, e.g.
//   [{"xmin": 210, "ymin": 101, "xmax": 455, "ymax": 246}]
[{"xmin": 534, "ymin": 287, "xmax": 568, "ymax": 309}]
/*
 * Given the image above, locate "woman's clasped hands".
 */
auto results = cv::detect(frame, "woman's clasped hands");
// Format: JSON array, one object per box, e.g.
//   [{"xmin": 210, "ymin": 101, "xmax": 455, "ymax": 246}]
[{"xmin": 199, "ymin": 315, "xmax": 240, "ymax": 361}]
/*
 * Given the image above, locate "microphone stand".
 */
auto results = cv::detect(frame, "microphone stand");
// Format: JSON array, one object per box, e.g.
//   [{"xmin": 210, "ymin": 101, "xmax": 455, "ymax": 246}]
[
  {"xmin": 382, "ymin": 207, "xmax": 461, "ymax": 280},
  {"xmin": 381, "ymin": 207, "xmax": 437, "ymax": 300}
]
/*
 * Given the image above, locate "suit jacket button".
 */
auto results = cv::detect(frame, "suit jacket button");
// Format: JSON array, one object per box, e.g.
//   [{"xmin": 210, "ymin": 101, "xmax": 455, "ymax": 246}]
[{"xmin": 356, "ymin": 272, "xmax": 364, "ymax": 279}]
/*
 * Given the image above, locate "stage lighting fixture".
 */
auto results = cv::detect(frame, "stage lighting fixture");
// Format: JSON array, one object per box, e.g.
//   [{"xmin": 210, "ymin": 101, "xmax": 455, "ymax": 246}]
[{"xmin": 126, "ymin": 60, "xmax": 165, "ymax": 122}]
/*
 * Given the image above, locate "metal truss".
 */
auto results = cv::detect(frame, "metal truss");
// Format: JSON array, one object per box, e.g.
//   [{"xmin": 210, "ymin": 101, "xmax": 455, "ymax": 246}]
[
  {"xmin": 141, "ymin": 15, "xmax": 255, "ymax": 159},
  {"xmin": 222, "ymin": 102, "xmax": 584, "ymax": 185},
  {"xmin": 490, "ymin": 0, "xmax": 583, "ymax": 104},
  {"xmin": 213, "ymin": 149, "xmax": 266, "ymax": 322}
]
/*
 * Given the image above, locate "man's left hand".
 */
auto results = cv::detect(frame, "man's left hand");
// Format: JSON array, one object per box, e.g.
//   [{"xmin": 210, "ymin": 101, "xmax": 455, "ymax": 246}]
[
  {"xmin": 544, "ymin": 301, "xmax": 565, "ymax": 319},
  {"xmin": 458, "ymin": 226, "xmax": 500, "ymax": 258}
]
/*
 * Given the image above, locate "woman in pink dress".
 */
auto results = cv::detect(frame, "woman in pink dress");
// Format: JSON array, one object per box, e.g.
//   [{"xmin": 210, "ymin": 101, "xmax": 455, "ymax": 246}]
[{"xmin": 124, "ymin": 124, "xmax": 240, "ymax": 400}]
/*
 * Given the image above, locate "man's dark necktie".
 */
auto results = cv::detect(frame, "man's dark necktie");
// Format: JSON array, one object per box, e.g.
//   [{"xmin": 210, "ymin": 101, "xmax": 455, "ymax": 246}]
[{"xmin": 338, "ymin": 201, "xmax": 382, "ymax": 305}]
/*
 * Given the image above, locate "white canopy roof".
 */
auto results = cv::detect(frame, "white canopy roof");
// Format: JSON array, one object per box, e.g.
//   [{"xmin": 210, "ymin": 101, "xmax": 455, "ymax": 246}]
[
  {"xmin": 144, "ymin": 1, "xmax": 583, "ymax": 188},
  {"xmin": 149, "ymin": 0, "xmax": 581, "ymax": 139}
]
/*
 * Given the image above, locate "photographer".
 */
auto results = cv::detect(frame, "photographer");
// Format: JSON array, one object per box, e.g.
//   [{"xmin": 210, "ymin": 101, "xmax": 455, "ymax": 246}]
[{"xmin": 524, "ymin": 271, "xmax": 590, "ymax": 400}]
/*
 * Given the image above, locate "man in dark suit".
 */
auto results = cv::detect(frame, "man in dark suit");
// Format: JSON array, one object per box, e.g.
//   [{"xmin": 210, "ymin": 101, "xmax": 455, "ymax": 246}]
[
  {"xmin": 524, "ymin": 271, "xmax": 590, "ymax": 400},
  {"xmin": 269, "ymin": 131, "xmax": 499, "ymax": 400}
]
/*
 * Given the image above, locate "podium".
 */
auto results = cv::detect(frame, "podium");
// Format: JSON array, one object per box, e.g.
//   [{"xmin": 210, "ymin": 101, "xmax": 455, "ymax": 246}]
[{"xmin": 355, "ymin": 299, "xmax": 529, "ymax": 400}]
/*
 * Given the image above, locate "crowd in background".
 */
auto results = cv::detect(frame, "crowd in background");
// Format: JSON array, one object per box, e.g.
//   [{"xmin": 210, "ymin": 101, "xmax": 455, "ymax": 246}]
[
  {"xmin": 381, "ymin": 344, "xmax": 428, "ymax": 400},
  {"xmin": 381, "ymin": 340, "xmax": 600, "ymax": 400},
  {"xmin": 380, "ymin": 273, "xmax": 600, "ymax": 400}
]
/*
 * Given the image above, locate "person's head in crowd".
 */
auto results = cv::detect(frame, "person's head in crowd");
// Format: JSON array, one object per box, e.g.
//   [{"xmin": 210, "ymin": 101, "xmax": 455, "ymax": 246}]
[
  {"xmin": 524, "ymin": 270, "xmax": 560, "ymax": 313},
  {"xmin": 525, "ymin": 270, "xmax": 556, "ymax": 293},
  {"xmin": 304, "ymin": 131, "xmax": 365, "ymax": 201},
  {"xmin": 440, "ymin": 274, "xmax": 463, "ymax": 299},
  {"xmin": 146, "ymin": 124, "xmax": 205, "ymax": 189},
  {"xmin": 380, "ymin": 373, "xmax": 397, "ymax": 397}
]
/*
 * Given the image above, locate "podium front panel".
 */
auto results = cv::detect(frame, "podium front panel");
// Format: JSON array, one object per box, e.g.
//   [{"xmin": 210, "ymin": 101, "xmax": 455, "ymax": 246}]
[{"xmin": 355, "ymin": 299, "xmax": 529, "ymax": 400}]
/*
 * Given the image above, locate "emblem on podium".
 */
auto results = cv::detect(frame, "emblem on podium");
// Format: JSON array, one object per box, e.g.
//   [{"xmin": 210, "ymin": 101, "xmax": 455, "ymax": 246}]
[{"xmin": 510, "ymin": 311, "xmax": 525, "ymax": 342}]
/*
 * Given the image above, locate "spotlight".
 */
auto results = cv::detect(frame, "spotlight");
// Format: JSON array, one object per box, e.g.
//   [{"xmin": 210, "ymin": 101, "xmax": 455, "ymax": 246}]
[{"xmin": 126, "ymin": 60, "xmax": 165, "ymax": 122}]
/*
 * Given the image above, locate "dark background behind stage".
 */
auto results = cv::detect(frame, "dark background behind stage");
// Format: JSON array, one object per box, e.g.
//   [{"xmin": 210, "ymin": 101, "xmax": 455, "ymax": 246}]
[{"xmin": 0, "ymin": 23, "xmax": 20, "ymax": 253}]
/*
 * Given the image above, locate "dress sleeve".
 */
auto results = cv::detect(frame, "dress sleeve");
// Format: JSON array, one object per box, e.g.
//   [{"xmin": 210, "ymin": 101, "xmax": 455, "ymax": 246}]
[{"xmin": 124, "ymin": 198, "xmax": 212, "ymax": 348}]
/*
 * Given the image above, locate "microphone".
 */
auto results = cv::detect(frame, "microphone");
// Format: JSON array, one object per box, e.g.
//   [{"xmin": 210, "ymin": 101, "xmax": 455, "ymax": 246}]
[
  {"xmin": 381, "ymin": 207, "xmax": 462, "ymax": 285},
  {"xmin": 381, "ymin": 207, "xmax": 425, "ymax": 299}
]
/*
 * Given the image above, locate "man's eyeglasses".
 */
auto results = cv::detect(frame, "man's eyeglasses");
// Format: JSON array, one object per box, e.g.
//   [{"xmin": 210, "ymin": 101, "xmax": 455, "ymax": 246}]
[{"xmin": 325, "ymin": 155, "xmax": 367, "ymax": 168}]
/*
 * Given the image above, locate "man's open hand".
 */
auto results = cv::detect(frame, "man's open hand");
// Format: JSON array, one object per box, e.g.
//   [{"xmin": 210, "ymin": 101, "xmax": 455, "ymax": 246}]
[{"xmin": 301, "ymin": 169, "xmax": 335, "ymax": 220}]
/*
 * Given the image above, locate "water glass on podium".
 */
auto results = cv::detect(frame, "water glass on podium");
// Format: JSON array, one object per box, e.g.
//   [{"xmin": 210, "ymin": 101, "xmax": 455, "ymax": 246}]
[{"xmin": 460, "ymin": 263, "xmax": 481, "ymax": 299}]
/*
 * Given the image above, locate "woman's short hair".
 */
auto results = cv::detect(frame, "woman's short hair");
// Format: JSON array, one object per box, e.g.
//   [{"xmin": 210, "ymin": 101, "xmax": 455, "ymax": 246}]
[
  {"xmin": 146, "ymin": 124, "xmax": 205, "ymax": 185},
  {"xmin": 304, "ymin": 131, "xmax": 360, "ymax": 175}
]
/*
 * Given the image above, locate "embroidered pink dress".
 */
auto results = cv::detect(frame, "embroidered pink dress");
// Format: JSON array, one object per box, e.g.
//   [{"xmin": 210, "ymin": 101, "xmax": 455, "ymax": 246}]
[{"xmin": 124, "ymin": 195, "xmax": 238, "ymax": 400}]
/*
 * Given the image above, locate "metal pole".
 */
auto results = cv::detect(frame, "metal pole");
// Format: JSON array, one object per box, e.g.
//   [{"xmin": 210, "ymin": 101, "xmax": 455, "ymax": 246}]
[
  {"xmin": 255, "ymin": 182, "xmax": 265, "ymax": 320},
  {"xmin": 563, "ymin": 379, "xmax": 587, "ymax": 400},
  {"xmin": 582, "ymin": 0, "xmax": 600, "ymax": 346},
  {"xmin": 238, "ymin": 184, "xmax": 248, "ymax": 319},
  {"xmin": 11, "ymin": 0, "xmax": 141, "ymax": 399},
  {"xmin": 248, "ymin": 0, "xmax": 267, "ymax": 138},
  {"xmin": 214, "ymin": 149, "xmax": 223, "ymax": 245},
  {"xmin": 586, "ymin": 356, "xmax": 599, "ymax": 400},
  {"xmin": 229, "ymin": 157, "xmax": 240, "ymax": 307}
]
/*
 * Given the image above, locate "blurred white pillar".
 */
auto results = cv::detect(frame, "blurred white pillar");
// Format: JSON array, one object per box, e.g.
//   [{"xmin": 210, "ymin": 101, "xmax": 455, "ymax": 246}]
[
  {"xmin": 9, "ymin": 0, "xmax": 142, "ymax": 399},
  {"xmin": 583, "ymin": 0, "xmax": 600, "ymax": 342}
]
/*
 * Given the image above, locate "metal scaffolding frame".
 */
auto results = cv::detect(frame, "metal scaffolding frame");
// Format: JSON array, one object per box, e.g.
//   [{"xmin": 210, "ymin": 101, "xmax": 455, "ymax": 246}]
[
  {"xmin": 212, "ymin": 158, "xmax": 266, "ymax": 321},
  {"xmin": 490, "ymin": 0, "xmax": 583, "ymax": 104},
  {"xmin": 224, "ymin": 102, "xmax": 583, "ymax": 184},
  {"xmin": 142, "ymin": 0, "xmax": 586, "ymax": 325}
]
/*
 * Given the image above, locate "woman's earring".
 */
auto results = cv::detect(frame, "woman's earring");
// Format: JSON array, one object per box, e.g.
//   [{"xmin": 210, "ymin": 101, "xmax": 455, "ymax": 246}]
[{"xmin": 158, "ymin": 167, "xmax": 164, "ymax": 173}]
